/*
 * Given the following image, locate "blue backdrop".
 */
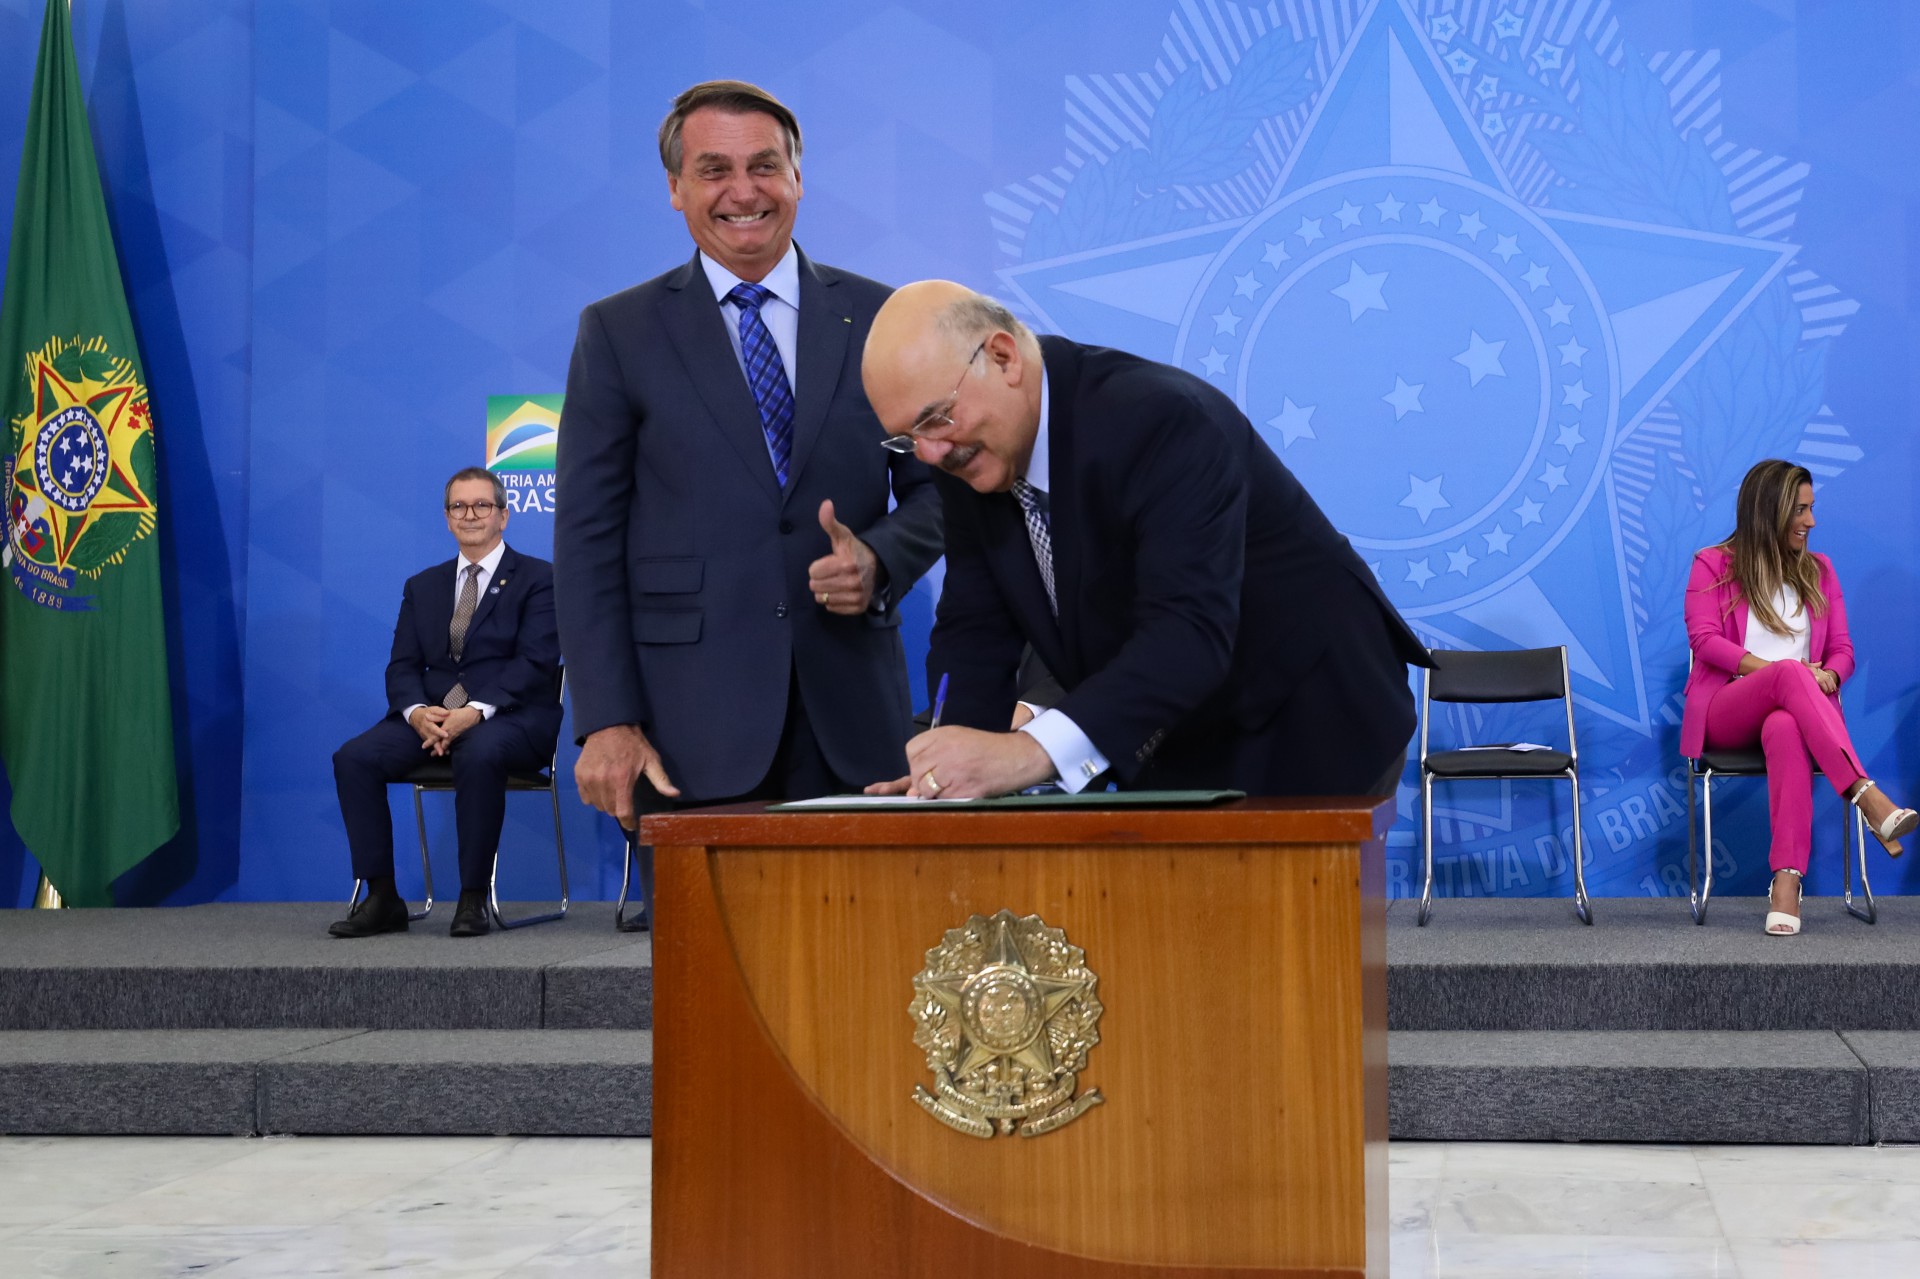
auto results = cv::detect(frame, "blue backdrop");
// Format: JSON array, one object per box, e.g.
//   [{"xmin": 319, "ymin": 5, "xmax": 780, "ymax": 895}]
[{"xmin": 2, "ymin": 0, "xmax": 1916, "ymax": 907}]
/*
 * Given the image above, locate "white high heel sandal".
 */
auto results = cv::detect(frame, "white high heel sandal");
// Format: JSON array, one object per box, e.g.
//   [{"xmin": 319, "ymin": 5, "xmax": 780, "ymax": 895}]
[
  {"xmin": 1765, "ymin": 868, "xmax": 1803, "ymax": 937},
  {"xmin": 1848, "ymin": 779, "xmax": 1918, "ymax": 858}
]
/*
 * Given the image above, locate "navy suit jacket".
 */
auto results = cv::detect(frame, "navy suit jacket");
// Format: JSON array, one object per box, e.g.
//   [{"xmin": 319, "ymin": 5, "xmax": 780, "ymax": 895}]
[
  {"xmin": 554, "ymin": 248, "xmax": 943, "ymax": 799},
  {"xmin": 385, "ymin": 545, "xmax": 564, "ymax": 751},
  {"xmin": 929, "ymin": 338, "xmax": 1429, "ymax": 795}
]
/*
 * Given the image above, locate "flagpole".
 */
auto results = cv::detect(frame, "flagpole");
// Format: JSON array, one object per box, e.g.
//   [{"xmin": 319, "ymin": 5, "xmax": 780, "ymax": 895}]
[{"xmin": 33, "ymin": 873, "xmax": 63, "ymax": 909}]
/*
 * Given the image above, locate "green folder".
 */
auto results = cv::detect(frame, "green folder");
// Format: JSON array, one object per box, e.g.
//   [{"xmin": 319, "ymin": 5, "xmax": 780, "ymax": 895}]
[{"xmin": 767, "ymin": 789, "xmax": 1245, "ymax": 812}]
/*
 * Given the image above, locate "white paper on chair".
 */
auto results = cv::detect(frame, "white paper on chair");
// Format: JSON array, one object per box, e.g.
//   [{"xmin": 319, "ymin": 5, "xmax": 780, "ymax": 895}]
[{"xmin": 1456, "ymin": 742, "xmax": 1554, "ymax": 752}]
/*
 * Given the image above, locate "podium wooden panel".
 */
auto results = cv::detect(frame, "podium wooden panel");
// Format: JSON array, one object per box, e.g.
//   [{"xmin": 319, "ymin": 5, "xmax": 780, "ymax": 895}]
[{"xmin": 643, "ymin": 798, "xmax": 1390, "ymax": 1278}]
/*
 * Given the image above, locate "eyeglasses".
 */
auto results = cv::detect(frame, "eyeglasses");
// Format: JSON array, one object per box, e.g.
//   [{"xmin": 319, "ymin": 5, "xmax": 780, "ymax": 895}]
[
  {"xmin": 880, "ymin": 340, "xmax": 987, "ymax": 455},
  {"xmin": 445, "ymin": 501, "xmax": 499, "ymax": 518}
]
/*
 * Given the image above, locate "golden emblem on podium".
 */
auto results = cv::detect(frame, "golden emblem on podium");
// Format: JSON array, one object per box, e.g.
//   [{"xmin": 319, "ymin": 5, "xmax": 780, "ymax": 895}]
[{"xmin": 909, "ymin": 909, "xmax": 1104, "ymax": 1139}]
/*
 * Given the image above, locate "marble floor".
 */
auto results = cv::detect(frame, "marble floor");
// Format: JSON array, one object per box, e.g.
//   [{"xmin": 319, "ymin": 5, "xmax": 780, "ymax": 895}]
[{"xmin": 0, "ymin": 1136, "xmax": 1917, "ymax": 1276}]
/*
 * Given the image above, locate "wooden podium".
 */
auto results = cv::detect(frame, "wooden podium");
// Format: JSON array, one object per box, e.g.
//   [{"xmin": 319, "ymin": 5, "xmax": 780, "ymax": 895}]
[{"xmin": 643, "ymin": 797, "xmax": 1390, "ymax": 1278}]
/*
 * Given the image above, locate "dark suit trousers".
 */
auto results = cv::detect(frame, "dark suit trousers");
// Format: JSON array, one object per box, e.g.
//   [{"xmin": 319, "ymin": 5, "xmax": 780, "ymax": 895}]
[
  {"xmin": 626, "ymin": 665, "xmax": 850, "ymax": 926},
  {"xmin": 334, "ymin": 713, "xmax": 548, "ymax": 892}
]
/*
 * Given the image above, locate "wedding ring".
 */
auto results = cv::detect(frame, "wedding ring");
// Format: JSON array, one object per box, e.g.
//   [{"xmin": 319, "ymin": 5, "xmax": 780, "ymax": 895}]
[
  {"xmin": 922, "ymin": 771, "xmax": 941, "ymax": 793},
  {"xmin": 818, "ymin": 591, "xmax": 829, "ymax": 606}
]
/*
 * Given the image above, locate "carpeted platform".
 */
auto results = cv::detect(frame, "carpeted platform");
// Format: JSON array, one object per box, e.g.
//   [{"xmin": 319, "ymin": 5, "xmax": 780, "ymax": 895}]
[{"xmin": 3, "ymin": 896, "xmax": 1915, "ymax": 1140}]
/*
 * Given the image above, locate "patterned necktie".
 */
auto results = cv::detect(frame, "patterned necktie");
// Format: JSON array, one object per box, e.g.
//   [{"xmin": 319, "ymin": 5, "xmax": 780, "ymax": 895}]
[
  {"xmin": 1012, "ymin": 478, "xmax": 1056, "ymax": 615},
  {"xmin": 726, "ymin": 282, "xmax": 795, "ymax": 485},
  {"xmin": 443, "ymin": 562, "xmax": 482, "ymax": 709}
]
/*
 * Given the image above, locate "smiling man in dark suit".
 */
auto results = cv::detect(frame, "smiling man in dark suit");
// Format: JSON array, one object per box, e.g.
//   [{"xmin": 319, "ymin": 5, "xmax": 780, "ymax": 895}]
[
  {"xmin": 554, "ymin": 80, "xmax": 941, "ymax": 850},
  {"xmin": 862, "ymin": 281, "xmax": 1430, "ymax": 801},
  {"xmin": 328, "ymin": 467, "xmax": 563, "ymax": 939}
]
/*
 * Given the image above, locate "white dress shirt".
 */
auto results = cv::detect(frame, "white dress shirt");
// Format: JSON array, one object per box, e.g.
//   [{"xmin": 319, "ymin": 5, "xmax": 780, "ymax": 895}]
[
  {"xmin": 1014, "ymin": 369, "xmax": 1111, "ymax": 793},
  {"xmin": 701, "ymin": 245, "xmax": 802, "ymax": 469},
  {"xmin": 403, "ymin": 539, "xmax": 507, "ymax": 724}
]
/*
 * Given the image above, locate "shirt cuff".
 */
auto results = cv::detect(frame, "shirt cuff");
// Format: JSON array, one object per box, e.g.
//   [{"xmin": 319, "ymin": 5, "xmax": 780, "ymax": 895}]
[
  {"xmin": 1018, "ymin": 710, "xmax": 1109, "ymax": 794},
  {"xmin": 401, "ymin": 704, "xmax": 426, "ymax": 723},
  {"xmin": 468, "ymin": 701, "xmax": 497, "ymax": 720}
]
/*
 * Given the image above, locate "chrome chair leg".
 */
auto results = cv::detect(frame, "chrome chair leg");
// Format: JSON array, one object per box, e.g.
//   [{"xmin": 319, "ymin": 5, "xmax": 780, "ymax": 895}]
[
  {"xmin": 615, "ymin": 830, "xmax": 651, "ymax": 932},
  {"xmin": 1845, "ymin": 800, "xmax": 1876, "ymax": 924},
  {"xmin": 1568, "ymin": 771, "xmax": 1592, "ymax": 924},
  {"xmin": 345, "ymin": 789, "xmax": 437, "ymax": 922},
  {"xmin": 488, "ymin": 782, "xmax": 570, "ymax": 930},
  {"xmin": 1417, "ymin": 773, "xmax": 1436, "ymax": 926},
  {"xmin": 1694, "ymin": 771, "xmax": 1716, "ymax": 924},
  {"xmin": 1686, "ymin": 765, "xmax": 1703, "ymax": 922}
]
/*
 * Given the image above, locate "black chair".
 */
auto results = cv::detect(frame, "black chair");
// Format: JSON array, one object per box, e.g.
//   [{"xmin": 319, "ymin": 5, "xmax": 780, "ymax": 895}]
[
  {"xmin": 347, "ymin": 673, "xmax": 570, "ymax": 930},
  {"xmin": 1685, "ymin": 751, "xmax": 1872, "ymax": 926},
  {"xmin": 1418, "ymin": 645, "xmax": 1591, "ymax": 926}
]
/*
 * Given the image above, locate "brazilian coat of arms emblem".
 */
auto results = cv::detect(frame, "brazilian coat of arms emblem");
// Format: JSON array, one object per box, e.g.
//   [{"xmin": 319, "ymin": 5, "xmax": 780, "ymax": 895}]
[
  {"xmin": 5, "ymin": 334, "xmax": 160, "ymax": 611},
  {"xmin": 909, "ymin": 909, "xmax": 1105, "ymax": 1139}
]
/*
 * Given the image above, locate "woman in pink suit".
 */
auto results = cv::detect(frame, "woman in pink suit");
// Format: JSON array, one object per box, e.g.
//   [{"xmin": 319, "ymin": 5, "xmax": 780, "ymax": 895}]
[{"xmin": 1683, "ymin": 460, "xmax": 1917, "ymax": 935}]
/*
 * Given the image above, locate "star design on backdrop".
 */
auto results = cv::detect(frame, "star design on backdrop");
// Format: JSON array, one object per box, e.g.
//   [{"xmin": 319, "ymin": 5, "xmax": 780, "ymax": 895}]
[
  {"xmin": 1332, "ymin": 261, "xmax": 1390, "ymax": 319},
  {"xmin": 994, "ymin": 0, "xmax": 1807, "ymax": 733},
  {"xmin": 1401, "ymin": 473, "xmax": 1448, "ymax": 522},
  {"xmin": 1407, "ymin": 556, "xmax": 1437, "ymax": 586},
  {"xmin": 1383, "ymin": 375, "xmax": 1425, "ymax": 419},
  {"xmin": 1268, "ymin": 397, "xmax": 1317, "ymax": 446},
  {"xmin": 1491, "ymin": 8, "xmax": 1526, "ymax": 39},
  {"xmin": 1452, "ymin": 330, "xmax": 1507, "ymax": 385},
  {"xmin": 1212, "ymin": 306, "xmax": 1241, "ymax": 337},
  {"xmin": 1296, "ymin": 215, "xmax": 1325, "ymax": 244},
  {"xmin": 1262, "ymin": 240, "xmax": 1291, "ymax": 268},
  {"xmin": 1448, "ymin": 545, "xmax": 1478, "ymax": 575},
  {"xmin": 1200, "ymin": 348, "xmax": 1228, "ymax": 375}
]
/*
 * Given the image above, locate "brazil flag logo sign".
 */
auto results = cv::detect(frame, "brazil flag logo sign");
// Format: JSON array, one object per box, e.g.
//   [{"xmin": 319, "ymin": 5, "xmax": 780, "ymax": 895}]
[{"xmin": 5, "ymin": 335, "xmax": 159, "ymax": 611}]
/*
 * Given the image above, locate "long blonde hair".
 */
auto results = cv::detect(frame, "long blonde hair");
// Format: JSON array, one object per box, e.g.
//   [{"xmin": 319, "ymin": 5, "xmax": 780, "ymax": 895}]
[{"xmin": 1716, "ymin": 458, "xmax": 1826, "ymax": 636}]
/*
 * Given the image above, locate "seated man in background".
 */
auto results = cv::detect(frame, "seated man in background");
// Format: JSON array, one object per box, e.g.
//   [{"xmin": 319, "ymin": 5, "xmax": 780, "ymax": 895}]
[{"xmin": 328, "ymin": 467, "xmax": 563, "ymax": 939}]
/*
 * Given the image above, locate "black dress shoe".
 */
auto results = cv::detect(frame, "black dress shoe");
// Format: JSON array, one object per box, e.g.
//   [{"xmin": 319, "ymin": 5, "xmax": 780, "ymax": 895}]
[
  {"xmin": 328, "ymin": 890, "xmax": 409, "ymax": 938},
  {"xmin": 449, "ymin": 890, "xmax": 492, "ymax": 937}
]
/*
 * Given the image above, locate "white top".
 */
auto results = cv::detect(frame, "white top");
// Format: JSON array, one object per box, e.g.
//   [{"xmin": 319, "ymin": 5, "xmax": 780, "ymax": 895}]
[{"xmin": 1743, "ymin": 584, "xmax": 1810, "ymax": 665}]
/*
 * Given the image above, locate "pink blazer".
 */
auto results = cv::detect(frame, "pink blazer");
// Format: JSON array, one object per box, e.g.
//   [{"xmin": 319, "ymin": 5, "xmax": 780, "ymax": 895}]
[{"xmin": 1680, "ymin": 545, "xmax": 1853, "ymax": 758}]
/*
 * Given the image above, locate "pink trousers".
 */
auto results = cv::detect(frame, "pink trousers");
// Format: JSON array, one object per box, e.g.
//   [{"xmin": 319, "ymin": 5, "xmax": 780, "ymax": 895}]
[{"xmin": 1703, "ymin": 659, "xmax": 1867, "ymax": 874}]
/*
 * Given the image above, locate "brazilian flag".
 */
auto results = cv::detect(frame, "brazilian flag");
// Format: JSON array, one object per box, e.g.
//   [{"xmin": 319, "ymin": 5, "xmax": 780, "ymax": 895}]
[{"xmin": 0, "ymin": 0, "xmax": 179, "ymax": 904}]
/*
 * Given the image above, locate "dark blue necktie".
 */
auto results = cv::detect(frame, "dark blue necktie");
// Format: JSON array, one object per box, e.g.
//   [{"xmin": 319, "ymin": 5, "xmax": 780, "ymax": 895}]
[{"xmin": 726, "ymin": 282, "xmax": 795, "ymax": 485}]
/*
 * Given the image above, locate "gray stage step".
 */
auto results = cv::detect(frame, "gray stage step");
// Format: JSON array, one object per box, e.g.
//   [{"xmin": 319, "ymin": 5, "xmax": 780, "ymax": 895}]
[
  {"xmin": 0, "ymin": 903, "xmax": 651, "ymax": 1031},
  {"xmin": 1389, "ymin": 1030, "xmax": 1870, "ymax": 1143},
  {"xmin": 0, "ymin": 1030, "xmax": 653, "ymax": 1137},
  {"xmin": 1388, "ymin": 895, "xmax": 1920, "ymax": 1031}
]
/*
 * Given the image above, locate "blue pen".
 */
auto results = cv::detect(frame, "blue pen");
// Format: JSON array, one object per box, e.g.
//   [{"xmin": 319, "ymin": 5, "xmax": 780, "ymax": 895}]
[{"xmin": 930, "ymin": 672, "xmax": 949, "ymax": 729}]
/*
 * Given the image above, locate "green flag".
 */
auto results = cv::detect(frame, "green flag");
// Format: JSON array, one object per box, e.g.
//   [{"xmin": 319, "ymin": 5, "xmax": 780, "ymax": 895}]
[{"xmin": 0, "ymin": 0, "xmax": 179, "ymax": 904}]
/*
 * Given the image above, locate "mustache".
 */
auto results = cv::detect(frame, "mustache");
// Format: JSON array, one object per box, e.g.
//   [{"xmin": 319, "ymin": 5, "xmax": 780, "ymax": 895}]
[{"xmin": 939, "ymin": 443, "xmax": 982, "ymax": 473}]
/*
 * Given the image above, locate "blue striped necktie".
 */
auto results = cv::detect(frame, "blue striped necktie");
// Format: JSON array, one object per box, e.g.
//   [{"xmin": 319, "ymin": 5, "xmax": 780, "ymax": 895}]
[{"xmin": 726, "ymin": 282, "xmax": 795, "ymax": 485}]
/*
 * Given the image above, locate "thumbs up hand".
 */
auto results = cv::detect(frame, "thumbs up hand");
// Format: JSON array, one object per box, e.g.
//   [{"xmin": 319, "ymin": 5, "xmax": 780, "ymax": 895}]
[{"xmin": 807, "ymin": 499, "xmax": 883, "ymax": 615}]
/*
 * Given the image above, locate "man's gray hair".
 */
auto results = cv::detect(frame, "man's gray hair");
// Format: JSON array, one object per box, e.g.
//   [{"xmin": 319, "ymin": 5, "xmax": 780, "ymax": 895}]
[
  {"xmin": 937, "ymin": 292, "xmax": 1032, "ymax": 351},
  {"xmin": 444, "ymin": 466, "xmax": 506, "ymax": 508}
]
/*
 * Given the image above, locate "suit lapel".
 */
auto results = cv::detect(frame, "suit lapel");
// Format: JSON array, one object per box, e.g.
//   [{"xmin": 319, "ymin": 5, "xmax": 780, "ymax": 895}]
[
  {"xmin": 784, "ymin": 248, "xmax": 849, "ymax": 498},
  {"xmin": 658, "ymin": 253, "xmax": 784, "ymax": 507},
  {"xmin": 426, "ymin": 558, "xmax": 459, "ymax": 660},
  {"xmin": 1037, "ymin": 338, "xmax": 1084, "ymax": 670},
  {"xmin": 463, "ymin": 545, "xmax": 514, "ymax": 641}
]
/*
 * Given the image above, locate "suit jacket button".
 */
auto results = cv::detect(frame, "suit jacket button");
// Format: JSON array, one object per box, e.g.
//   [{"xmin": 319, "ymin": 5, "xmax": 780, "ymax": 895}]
[
  {"xmin": 775, "ymin": 603, "xmax": 789, "ymax": 618},
  {"xmin": 778, "ymin": 519, "xmax": 794, "ymax": 534}
]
